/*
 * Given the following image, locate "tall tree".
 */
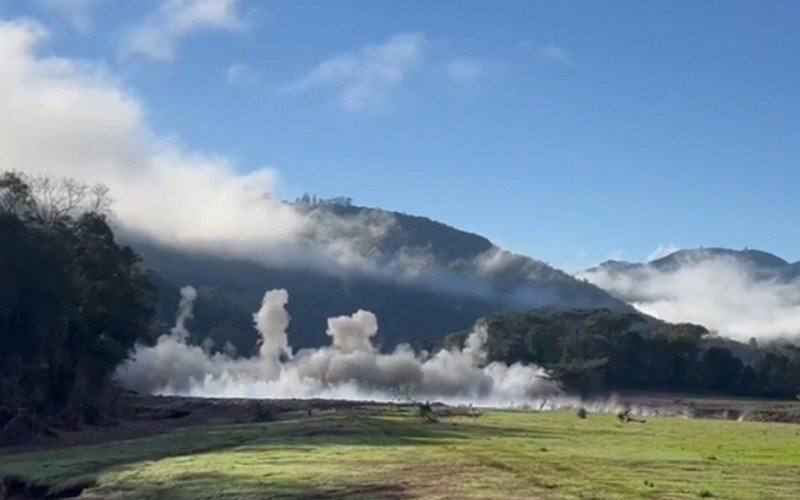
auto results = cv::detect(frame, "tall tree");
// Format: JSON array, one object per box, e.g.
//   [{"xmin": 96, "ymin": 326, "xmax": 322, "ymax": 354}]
[{"xmin": 0, "ymin": 171, "xmax": 155, "ymax": 425}]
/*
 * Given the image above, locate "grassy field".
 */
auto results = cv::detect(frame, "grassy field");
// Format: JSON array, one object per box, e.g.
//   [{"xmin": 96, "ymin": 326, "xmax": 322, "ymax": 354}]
[{"xmin": 2, "ymin": 408, "xmax": 800, "ymax": 499}]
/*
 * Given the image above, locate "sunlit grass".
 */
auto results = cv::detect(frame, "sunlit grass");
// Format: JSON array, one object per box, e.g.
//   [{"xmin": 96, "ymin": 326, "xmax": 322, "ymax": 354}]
[{"xmin": 2, "ymin": 409, "xmax": 800, "ymax": 498}]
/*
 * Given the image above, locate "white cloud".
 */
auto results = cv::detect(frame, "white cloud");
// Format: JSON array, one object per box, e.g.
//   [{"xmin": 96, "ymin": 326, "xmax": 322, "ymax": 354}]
[
  {"xmin": 647, "ymin": 243, "xmax": 682, "ymax": 262},
  {"xmin": 1, "ymin": 16, "xmax": 614, "ymax": 313},
  {"xmin": 0, "ymin": 18, "xmax": 450, "ymax": 280},
  {"xmin": 289, "ymin": 33, "xmax": 426, "ymax": 112},
  {"xmin": 537, "ymin": 44, "xmax": 573, "ymax": 67},
  {"xmin": 447, "ymin": 57, "xmax": 483, "ymax": 82},
  {"xmin": 579, "ymin": 256, "xmax": 800, "ymax": 342},
  {"xmin": 120, "ymin": 0, "xmax": 248, "ymax": 61},
  {"xmin": 225, "ymin": 62, "xmax": 259, "ymax": 85},
  {"xmin": 0, "ymin": 18, "xmax": 305, "ymax": 257},
  {"xmin": 38, "ymin": 0, "xmax": 100, "ymax": 33}
]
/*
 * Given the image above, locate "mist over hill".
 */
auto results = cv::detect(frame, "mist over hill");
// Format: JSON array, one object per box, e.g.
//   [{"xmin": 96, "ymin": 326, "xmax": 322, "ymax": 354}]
[
  {"xmin": 126, "ymin": 202, "xmax": 628, "ymax": 354},
  {"xmin": 592, "ymin": 248, "xmax": 794, "ymax": 278},
  {"xmin": 580, "ymin": 248, "xmax": 800, "ymax": 342}
]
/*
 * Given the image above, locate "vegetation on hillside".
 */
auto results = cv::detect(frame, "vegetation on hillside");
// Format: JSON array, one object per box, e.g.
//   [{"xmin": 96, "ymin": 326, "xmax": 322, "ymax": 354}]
[
  {"xmin": 0, "ymin": 172, "xmax": 156, "ymax": 438},
  {"xmin": 134, "ymin": 240, "xmax": 499, "ymax": 353},
  {"xmin": 446, "ymin": 309, "xmax": 800, "ymax": 398},
  {"xmin": 131, "ymin": 197, "xmax": 625, "ymax": 353}
]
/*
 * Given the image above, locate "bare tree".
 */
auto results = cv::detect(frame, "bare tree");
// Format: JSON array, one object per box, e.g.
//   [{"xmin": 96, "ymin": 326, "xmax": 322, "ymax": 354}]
[{"xmin": 0, "ymin": 171, "xmax": 112, "ymax": 227}]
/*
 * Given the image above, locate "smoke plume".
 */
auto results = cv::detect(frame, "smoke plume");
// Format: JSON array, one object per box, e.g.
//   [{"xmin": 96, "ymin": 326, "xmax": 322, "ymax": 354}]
[
  {"xmin": 171, "ymin": 285, "xmax": 198, "ymax": 343},
  {"xmin": 253, "ymin": 289, "xmax": 291, "ymax": 362},
  {"xmin": 116, "ymin": 288, "xmax": 561, "ymax": 406}
]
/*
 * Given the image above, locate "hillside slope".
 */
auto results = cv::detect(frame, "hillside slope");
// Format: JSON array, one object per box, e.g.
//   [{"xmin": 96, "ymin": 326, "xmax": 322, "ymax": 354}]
[{"xmin": 127, "ymin": 204, "xmax": 628, "ymax": 353}]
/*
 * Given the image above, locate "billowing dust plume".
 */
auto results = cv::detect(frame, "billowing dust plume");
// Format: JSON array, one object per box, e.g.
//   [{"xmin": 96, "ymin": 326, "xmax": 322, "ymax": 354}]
[{"xmin": 116, "ymin": 287, "xmax": 561, "ymax": 406}]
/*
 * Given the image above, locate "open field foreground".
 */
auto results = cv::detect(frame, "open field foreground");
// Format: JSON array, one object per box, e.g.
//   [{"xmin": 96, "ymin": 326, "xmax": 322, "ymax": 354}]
[{"xmin": 2, "ymin": 408, "xmax": 800, "ymax": 499}]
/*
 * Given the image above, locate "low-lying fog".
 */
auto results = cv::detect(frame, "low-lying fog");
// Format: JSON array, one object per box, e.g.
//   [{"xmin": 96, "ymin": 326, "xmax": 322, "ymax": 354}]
[{"xmin": 580, "ymin": 255, "xmax": 800, "ymax": 342}]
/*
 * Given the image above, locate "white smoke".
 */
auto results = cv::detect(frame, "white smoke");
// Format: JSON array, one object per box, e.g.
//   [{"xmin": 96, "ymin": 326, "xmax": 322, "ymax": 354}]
[
  {"xmin": 253, "ymin": 289, "xmax": 291, "ymax": 362},
  {"xmin": 580, "ymin": 256, "xmax": 800, "ymax": 342},
  {"xmin": 116, "ymin": 288, "xmax": 561, "ymax": 406},
  {"xmin": 171, "ymin": 285, "xmax": 198, "ymax": 343},
  {"xmin": 325, "ymin": 310, "xmax": 378, "ymax": 354}
]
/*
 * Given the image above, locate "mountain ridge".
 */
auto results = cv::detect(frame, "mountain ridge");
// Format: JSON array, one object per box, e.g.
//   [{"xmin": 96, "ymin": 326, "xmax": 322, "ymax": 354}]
[
  {"xmin": 126, "ymin": 202, "xmax": 629, "ymax": 354},
  {"xmin": 588, "ymin": 247, "xmax": 798, "ymax": 281}
]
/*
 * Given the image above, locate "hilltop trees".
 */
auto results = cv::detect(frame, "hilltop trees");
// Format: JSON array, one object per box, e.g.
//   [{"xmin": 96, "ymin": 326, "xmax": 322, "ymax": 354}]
[
  {"xmin": 0, "ymin": 172, "xmax": 155, "ymax": 430},
  {"xmin": 753, "ymin": 343, "xmax": 800, "ymax": 398},
  {"xmin": 450, "ymin": 309, "xmax": 800, "ymax": 399}
]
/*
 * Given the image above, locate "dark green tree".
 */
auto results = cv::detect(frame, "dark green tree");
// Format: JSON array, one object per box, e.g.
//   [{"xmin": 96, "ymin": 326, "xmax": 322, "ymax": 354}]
[{"xmin": 0, "ymin": 171, "xmax": 155, "ymax": 426}]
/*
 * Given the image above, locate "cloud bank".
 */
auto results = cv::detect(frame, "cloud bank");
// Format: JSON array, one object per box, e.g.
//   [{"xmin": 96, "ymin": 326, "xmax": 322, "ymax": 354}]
[
  {"xmin": 0, "ymin": 17, "xmax": 607, "ymax": 311},
  {"xmin": 116, "ymin": 287, "xmax": 561, "ymax": 406},
  {"xmin": 580, "ymin": 254, "xmax": 800, "ymax": 342},
  {"xmin": 0, "ymin": 18, "xmax": 418, "ymax": 274},
  {"xmin": 0, "ymin": 18, "xmax": 308, "ymax": 256}
]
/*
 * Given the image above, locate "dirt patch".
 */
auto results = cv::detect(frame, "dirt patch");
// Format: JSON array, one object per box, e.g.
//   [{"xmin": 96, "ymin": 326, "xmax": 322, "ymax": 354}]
[
  {"xmin": 744, "ymin": 409, "xmax": 800, "ymax": 424},
  {"xmin": 603, "ymin": 391, "xmax": 800, "ymax": 423}
]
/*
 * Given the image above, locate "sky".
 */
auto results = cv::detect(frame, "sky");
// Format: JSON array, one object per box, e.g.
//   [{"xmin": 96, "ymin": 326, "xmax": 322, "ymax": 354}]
[{"xmin": 2, "ymin": 0, "xmax": 799, "ymax": 271}]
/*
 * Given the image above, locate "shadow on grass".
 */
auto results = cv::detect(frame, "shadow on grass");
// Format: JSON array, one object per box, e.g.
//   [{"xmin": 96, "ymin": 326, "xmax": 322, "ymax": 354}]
[
  {"xmin": 88, "ymin": 470, "xmax": 410, "ymax": 499},
  {"xmin": 224, "ymin": 413, "xmax": 567, "ymax": 450},
  {"xmin": 0, "ymin": 412, "xmax": 567, "ymax": 490}
]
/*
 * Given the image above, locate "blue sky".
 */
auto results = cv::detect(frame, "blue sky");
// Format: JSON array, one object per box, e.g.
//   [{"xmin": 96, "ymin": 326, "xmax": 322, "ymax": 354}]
[{"xmin": 3, "ymin": 0, "xmax": 799, "ymax": 270}]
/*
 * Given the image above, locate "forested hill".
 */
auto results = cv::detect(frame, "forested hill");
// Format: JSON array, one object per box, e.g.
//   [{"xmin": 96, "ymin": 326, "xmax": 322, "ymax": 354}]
[
  {"xmin": 129, "ymin": 202, "xmax": 628, "ymax": 354},
  {"xmin": 446, "ymin": 309, "xmax": 800, "ymax": 399},
  {"xmin": 316, "ymin": 203, "xmax": 496, "ymax": 263}
]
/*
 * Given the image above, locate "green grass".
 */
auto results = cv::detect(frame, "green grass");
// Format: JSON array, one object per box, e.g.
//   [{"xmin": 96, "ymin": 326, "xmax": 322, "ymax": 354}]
[{"xmin": 2, "ymin": 409, "xmax": 800, "ymax": 498}]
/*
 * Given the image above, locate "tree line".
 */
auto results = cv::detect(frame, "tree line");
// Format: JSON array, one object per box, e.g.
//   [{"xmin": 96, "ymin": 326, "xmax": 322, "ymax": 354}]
[
  {"xmin": 0, "ymin": 172, "xmax": 155, "ymax": 438},
  {"xmin": 446, "ymin": 309, "xmax": 800, "ymax": 399}
]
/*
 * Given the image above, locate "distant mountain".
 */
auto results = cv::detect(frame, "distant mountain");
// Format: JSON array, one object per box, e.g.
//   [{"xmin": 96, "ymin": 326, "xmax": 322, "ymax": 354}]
[
  {"xmin": 587, "ymin": 247, "xmax": 798, "ymax": 282},
  {"xmin": 650, "ymin": 248, "xmax": 790, "ymax": 276},
  {"xmin": 580, "ymin": 247, "xmax": 800, "ymax": 342},
  {"xmin": 126, "ymin": 203, "xmax": 629, "ymax": 355}
]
